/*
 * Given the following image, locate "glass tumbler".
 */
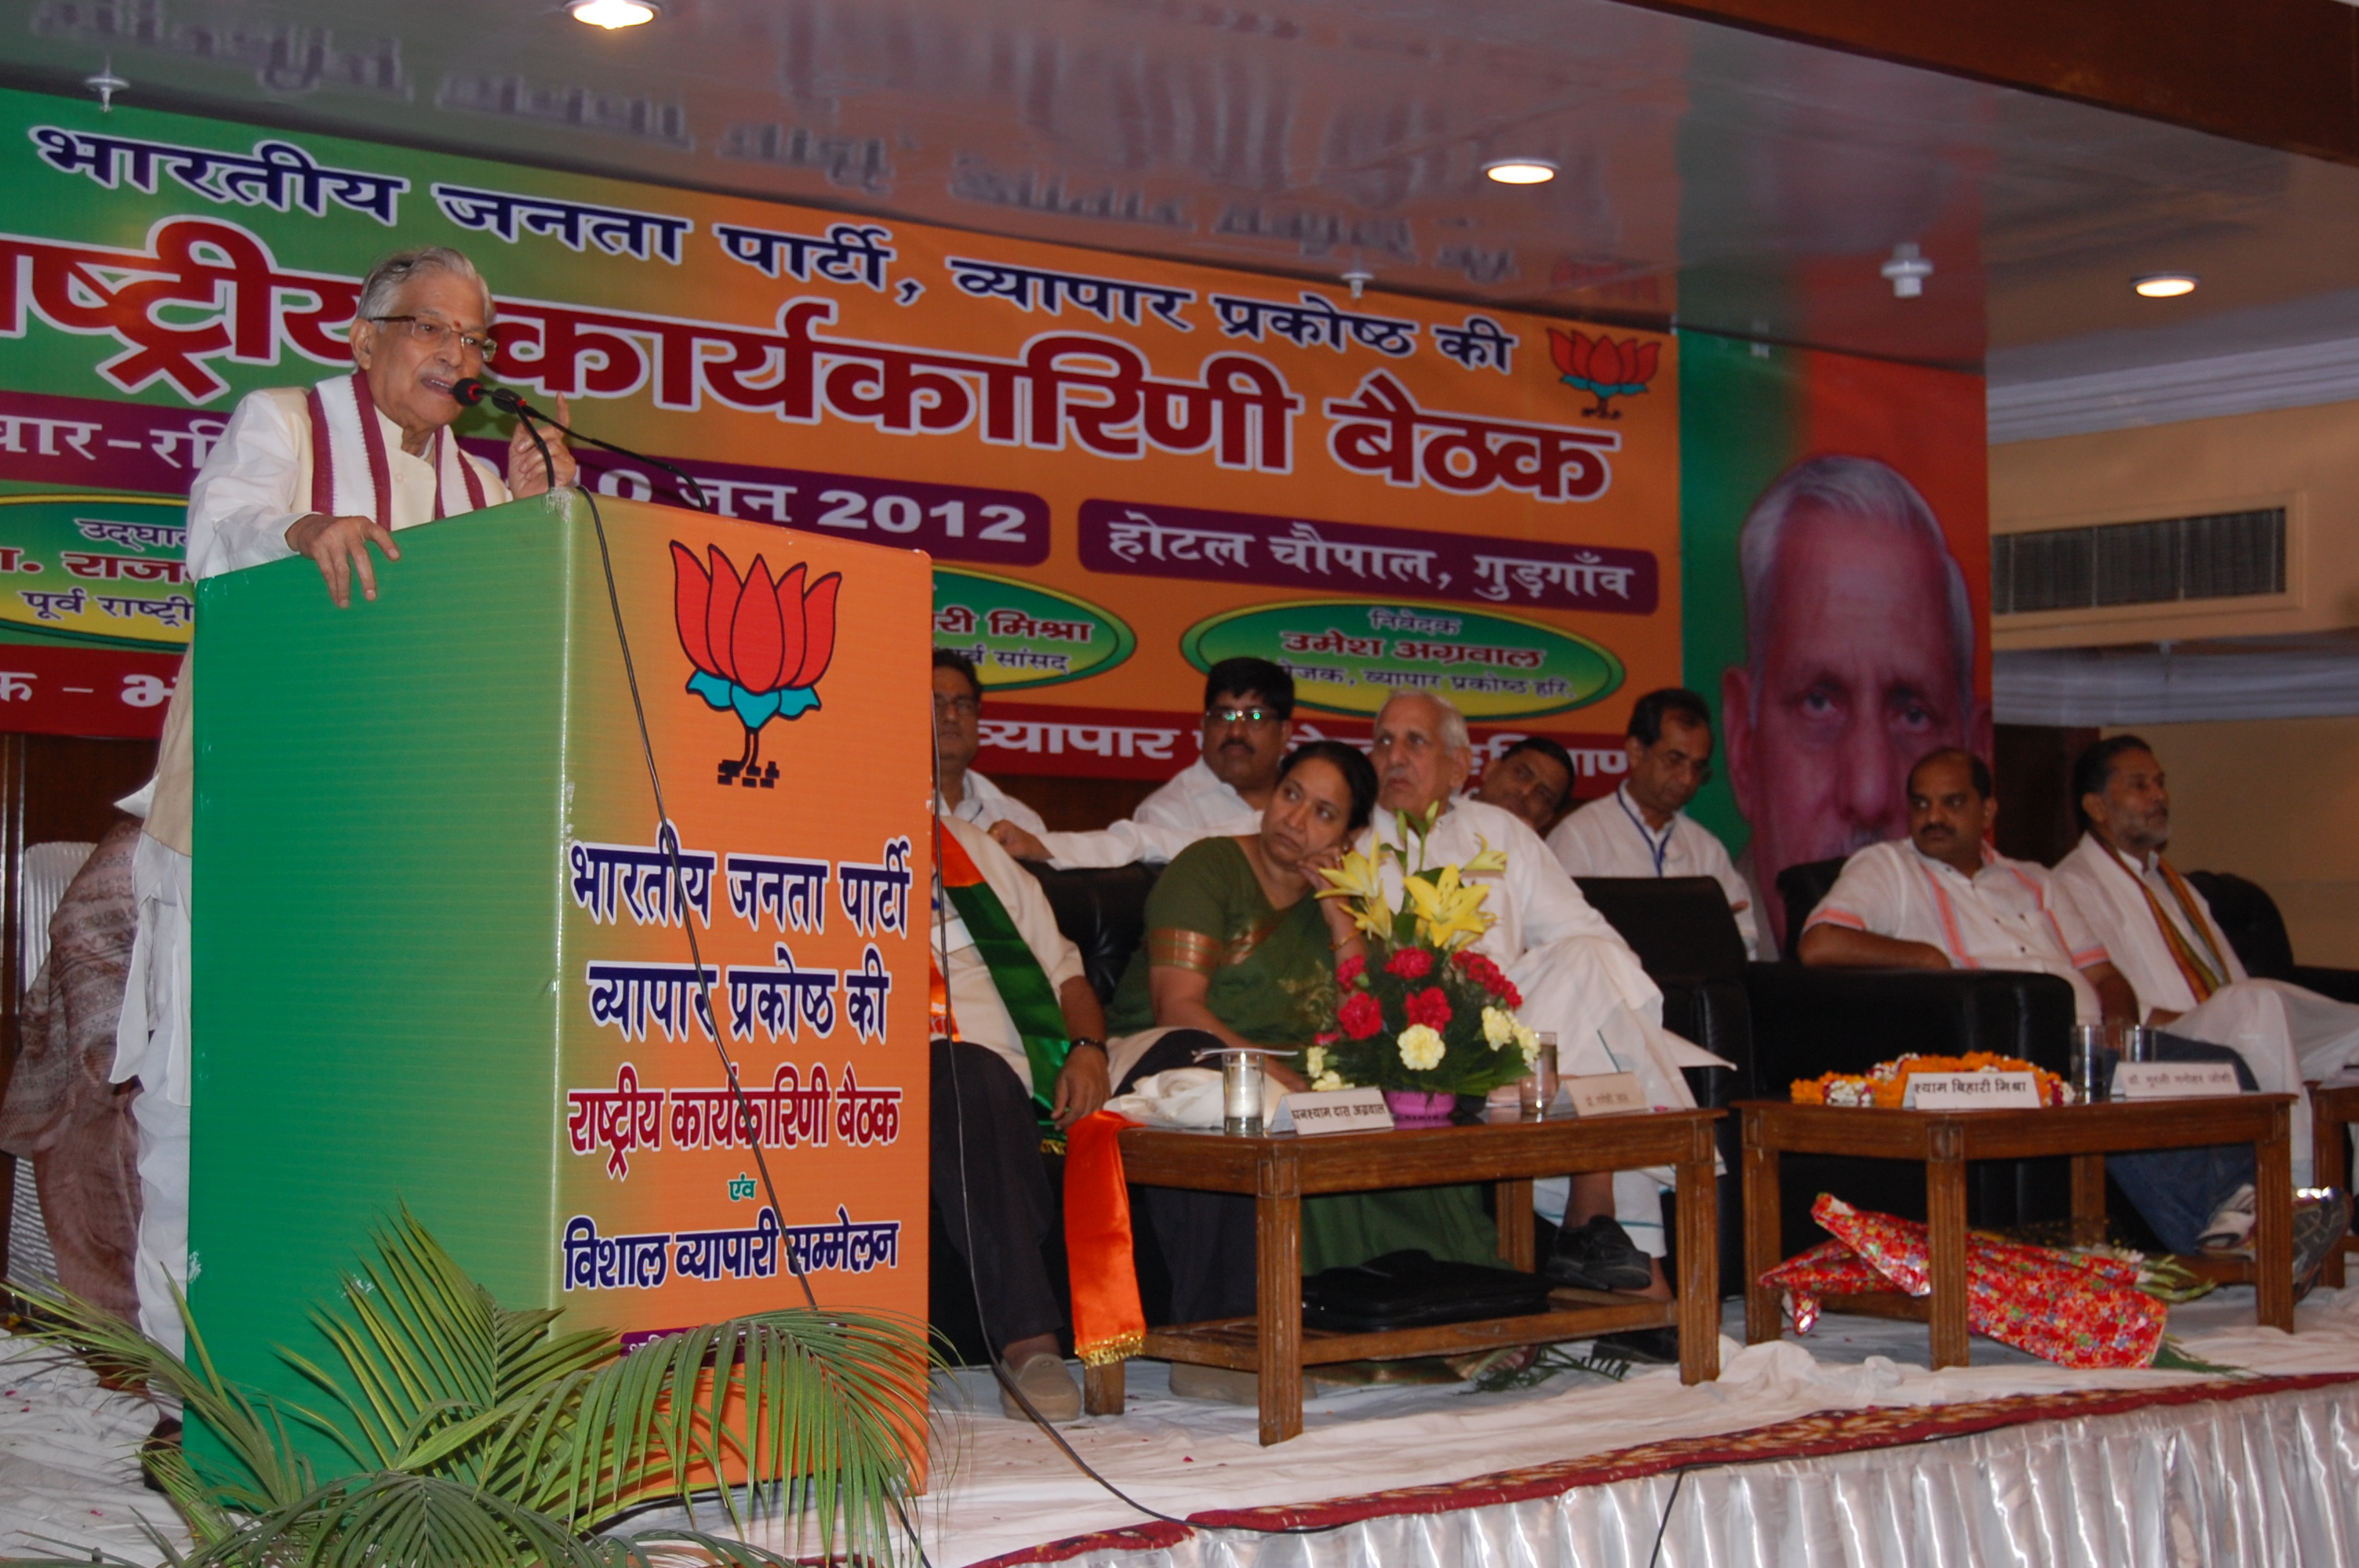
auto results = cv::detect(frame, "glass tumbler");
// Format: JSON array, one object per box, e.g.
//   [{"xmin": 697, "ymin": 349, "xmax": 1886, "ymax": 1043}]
[
  {"xmin": 2070, "ymin": 1023, "xmax": 2107, "ymax": 1103},
  {"xmin": 1221, "ymin": 1050, "xmax": 1266, "ymax": 1135},
  {"xmin": 1519, "ymin": 1033, "xmax": 1560, "ymax": 1117}
]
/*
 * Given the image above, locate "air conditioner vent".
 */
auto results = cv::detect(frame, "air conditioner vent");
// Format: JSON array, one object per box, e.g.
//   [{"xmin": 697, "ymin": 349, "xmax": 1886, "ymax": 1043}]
[{"xmin": 1993, "ymin": 508, "xmax": 2284, "ymax": 615}]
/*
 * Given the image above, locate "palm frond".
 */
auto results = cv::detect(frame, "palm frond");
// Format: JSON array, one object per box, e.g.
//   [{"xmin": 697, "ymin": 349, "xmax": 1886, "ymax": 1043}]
[
  {"xmin": 6, "ymin": 1277, "xmax": 316, "ymax": 1519},
  {"xmin": 9, "ymin": 1210, "xmax": 938, "ymax": 1568},
  {"xmin": 178, "ymin": 1471, "xmax": 609, "ymax": 1568}
]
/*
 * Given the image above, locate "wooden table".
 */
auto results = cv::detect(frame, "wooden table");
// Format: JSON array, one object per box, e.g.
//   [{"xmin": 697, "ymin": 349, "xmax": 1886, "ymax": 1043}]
[
  {"xmin": 1741, "ymin": 1096, "xmax": 2297, "ymax": 1369},
  {"xmin": 1085, "ymin": 1108, "xmax": 1722, "ymax": 1444},
  {"xmin": 2310, "ymin": 1082, "xmax": 2359, "ymax": 1288}
]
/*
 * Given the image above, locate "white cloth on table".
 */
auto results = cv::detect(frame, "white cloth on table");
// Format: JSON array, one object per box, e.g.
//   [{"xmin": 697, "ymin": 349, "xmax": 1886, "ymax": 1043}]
[
  {"xmin": 946, "ymin": 769, "xmax": 1047, "ymax": 837},
  {"xmin": 936, "ymin": 815, "xmax": 1085, "ymax": 1094},
  {"xmin": 1547, "ymin": 783, "xmax": 1761, "ymax": 959},
  {"xmin": 1360, "ymin": 799, "xmax": 1728, "ymax": 1257},
  {"xmin": 2053, "ymin": 832, "xmax": 2359, "ymax": 1185},
  {"xmin": 1806, "ymin": 840, "xmax": 2112, "ymax": 1024},
  {"xmin": 116, "ymin": 378, "xmax": 507, "ymax": 1356}
]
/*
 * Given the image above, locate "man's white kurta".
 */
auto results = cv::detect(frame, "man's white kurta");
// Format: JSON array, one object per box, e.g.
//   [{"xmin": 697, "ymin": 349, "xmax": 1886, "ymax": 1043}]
[
  {"xmin": 2054, "ymin": 832, "xmax": 2359, "ymax": 1185},
  {"xmin": 1136, "ymin": 757, "xmax": 1256, "ymax": 833},
  {"xmin": 1030, "ymin": 754, "xmax": 1259, "ymax": 869},
  {"xmin": 1362, "ymin": 798, "xmax": 1728, "ymax": 1254},
  {"xmin": 1547, "ymin": 784, "xmax": 1761, "ymax": 958},
  {"xmin": 1807, "ymin": 840, "xmax": 2110, "ymax": 1023},
  {"xmin": 936, "ymin": 815, "xmax": 1087, "ymax": 1094},
  {"xmin": 116, "ymin": 385, "xmax": 507, "ymax": 1352},
  {"xmin": 945, "ymin": 768, "xmax": 1047, "ymax": 837}
]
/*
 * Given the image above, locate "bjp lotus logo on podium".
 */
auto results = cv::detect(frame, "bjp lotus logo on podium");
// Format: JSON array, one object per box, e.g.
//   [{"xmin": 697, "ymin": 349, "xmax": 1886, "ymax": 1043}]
[
  {"xmin": 671, "ymin": 543, "xmax": 843, "ymax": 787},
  {"xmin": 1547, "ymin": 327, "xmax": 1660, "ymax": 419}
]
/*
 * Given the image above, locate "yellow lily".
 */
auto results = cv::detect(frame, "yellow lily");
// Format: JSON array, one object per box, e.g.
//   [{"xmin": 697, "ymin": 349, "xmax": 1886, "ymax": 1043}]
[
  {"xmin": 1462, "ymin": 835, "xmax": 1509, "ymax": 877},
  {"xmin": 1315, "ymin": 848, "xmax": 1395, "ymax": 938},
  {"xmin": 1404, "ymin": 864, "xmax": 1492, "ymax": 950}
]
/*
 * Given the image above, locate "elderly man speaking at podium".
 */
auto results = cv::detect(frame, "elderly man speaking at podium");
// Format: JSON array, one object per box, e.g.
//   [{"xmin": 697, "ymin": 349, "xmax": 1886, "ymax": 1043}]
[{"xmin": 115, "ymin": 246, "xmax": 574, "ymax": 1354}]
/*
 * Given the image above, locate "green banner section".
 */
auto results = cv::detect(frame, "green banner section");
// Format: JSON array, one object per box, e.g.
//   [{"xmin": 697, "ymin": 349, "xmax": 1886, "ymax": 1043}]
[
  {"xmin": 0, "ymin": 493, "xmax": 190, "ymax": 649},
  {"xmin": 932, "ymin": 567, "xmax": 1135, "ymax": 691},
  {"xmin": 1180, "ymin": 597, "xmax": 1623, "ymax": 720},
  {"xmin": 1675, "ymin": 330, "xmax": 1800, "ymax": 856}
]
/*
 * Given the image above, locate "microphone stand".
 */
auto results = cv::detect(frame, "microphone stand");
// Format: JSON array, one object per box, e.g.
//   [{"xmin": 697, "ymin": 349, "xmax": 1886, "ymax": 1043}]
[{"xmin": 456, "ymin": 379, "xmax": 711, "ymax": 513}]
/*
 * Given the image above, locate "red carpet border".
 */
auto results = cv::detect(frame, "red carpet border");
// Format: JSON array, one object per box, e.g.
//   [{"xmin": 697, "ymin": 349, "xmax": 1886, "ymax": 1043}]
[{"xmin": 973, "ymin": 1372, "xmax": 2359, "ymax": 1566}]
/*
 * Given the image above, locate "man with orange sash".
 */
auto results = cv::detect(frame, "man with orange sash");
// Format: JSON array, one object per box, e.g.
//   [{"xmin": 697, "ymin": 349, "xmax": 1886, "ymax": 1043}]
[
  {"xmin": 114, "ymin": 245, "xmax": 573, "ymax": 1359},
  {"xmin": 2054, "ymin": 736, "xmax": 2359, "ymax": 1190},
  {"xmin": 929, "ymin": 809, "xmax": 1114, "ymax": 1423}
]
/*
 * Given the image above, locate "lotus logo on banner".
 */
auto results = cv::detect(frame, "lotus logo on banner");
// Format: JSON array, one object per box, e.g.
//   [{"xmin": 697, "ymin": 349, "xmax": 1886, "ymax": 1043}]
[
  {"xmin": 1547, "ymin": 328, "xmax": 1660, "ymax": 420},
  {"xmin": 671, "ymin": 543, "xmax": 842, "ymax": 787}
]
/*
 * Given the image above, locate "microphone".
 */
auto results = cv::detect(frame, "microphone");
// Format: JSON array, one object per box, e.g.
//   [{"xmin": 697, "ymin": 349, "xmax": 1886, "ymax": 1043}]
[{"xmin": 454, "ymin": 378, "xmax": 711, "ymax": 513}]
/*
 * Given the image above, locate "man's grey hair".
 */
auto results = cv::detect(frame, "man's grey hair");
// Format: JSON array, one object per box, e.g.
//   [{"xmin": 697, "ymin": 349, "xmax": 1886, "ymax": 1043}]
[
  {"xmin": 356, "ymin": 246, "xmax": 493, "ymax": 324},
  {"xmin": 1377, "ymin": 689, "xmax": 1471, "ymax": 756},
  {"xmin": 1737, "ymin": 454, "xmax": 1974, "ymax": 717}
]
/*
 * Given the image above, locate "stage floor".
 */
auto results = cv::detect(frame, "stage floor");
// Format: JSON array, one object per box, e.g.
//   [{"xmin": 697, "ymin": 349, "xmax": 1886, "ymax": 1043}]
[{"xmin": 7, "ymin": 1287, "xmax": 2359, "ymax": 1564}]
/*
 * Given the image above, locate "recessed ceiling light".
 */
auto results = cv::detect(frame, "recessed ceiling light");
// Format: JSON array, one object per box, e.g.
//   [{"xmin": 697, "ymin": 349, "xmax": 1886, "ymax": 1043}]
[
  {"xmin": 569, "ymin": 0, "xmax": 658, "ymax": 28},
  {"xmin": 1483, "ymin": 158, "xmax": 1558, "ymax": 186},
  {"xmin": 2134, "ymin": 273, "xmax": 2198, "ymax": 299}
]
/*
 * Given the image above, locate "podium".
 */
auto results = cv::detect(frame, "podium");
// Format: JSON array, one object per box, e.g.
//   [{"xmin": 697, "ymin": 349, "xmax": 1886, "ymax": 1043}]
[{"xmin": 187, "ymin": 491, "xmax": 932, "ymax": 1459}]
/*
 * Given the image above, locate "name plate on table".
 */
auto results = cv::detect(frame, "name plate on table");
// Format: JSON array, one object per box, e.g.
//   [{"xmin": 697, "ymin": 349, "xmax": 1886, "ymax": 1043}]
[
  {"xmin": 1903, "ymin": 1072, "xmax": 2041, "ymax": 1110},
  {"xmin": 1565, "ymin": 1072, "xmax": 1647, "ymax": 1116},
  {"xmin": 2113, "ymin": 1062, "xmax": 2243, "ymax": 1101},
  {"xmin": 1268, "ymin": 1087, "xmax": 1394, "ymax": 1135}
]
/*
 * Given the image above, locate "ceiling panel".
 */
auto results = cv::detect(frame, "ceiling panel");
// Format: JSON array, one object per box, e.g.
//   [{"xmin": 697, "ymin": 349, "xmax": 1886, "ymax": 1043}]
[{"xmin": 6, "ymin": 0, "xmax": 2356, "ymax": 371}]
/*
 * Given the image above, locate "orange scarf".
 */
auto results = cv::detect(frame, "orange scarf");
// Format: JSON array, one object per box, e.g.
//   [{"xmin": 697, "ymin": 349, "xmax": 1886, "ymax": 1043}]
[
  {"xmin": 1062, "ymin": 1109, "xmax": 1146, "ymax": 1366},
  {"xmin": 2103, "ymin": 844, "xmax": 2232, "ymax": 1004}
]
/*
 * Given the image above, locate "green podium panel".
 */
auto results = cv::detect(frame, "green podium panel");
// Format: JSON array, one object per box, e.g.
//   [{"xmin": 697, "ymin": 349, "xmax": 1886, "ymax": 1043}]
[{"xmin": 189, "ymin": 490, "xmax": 932, "ymax": 1468}]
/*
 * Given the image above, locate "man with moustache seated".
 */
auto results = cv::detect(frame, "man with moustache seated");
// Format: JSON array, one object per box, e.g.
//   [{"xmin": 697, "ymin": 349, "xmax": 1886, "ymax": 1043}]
[
  {"xmin": 986, "ymin": 659, "xmax": 1285, "ymax": 867},
  {"xmin": 1467, "ymin": 735, "xmax": 1576, "ymax": 837},
  {"xmin": 1797, "ymin": 748, "xmax": 2348, "ymax": 1272}
]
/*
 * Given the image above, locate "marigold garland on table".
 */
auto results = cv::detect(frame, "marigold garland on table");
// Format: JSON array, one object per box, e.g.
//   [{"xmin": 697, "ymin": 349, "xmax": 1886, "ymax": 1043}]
[{"xmin": 1790, "ymin": 1051, "xmax": 2067, "ymax": 1108}]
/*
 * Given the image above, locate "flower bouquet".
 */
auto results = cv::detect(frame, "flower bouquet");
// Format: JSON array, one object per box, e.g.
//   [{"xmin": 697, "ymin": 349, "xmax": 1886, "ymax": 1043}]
[{"xmin": 1307, "ymin": 804, "xmax": 1539, "ymax": 1123}]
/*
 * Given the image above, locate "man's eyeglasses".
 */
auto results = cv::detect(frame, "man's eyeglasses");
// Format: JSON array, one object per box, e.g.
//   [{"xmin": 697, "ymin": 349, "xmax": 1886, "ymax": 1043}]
[
  {"xmin": 1208, "ymin": 706, "xmax": 1279, "ymax": 726},
  {"xmin": 1648, "ymin": 746, "xmax": 1712, "ymax": 783},
  {"xmin": 369, "ymin": 315, "xmax": 499, "ymax": 360},
  {"xmin": 932, "ymin": 694, "xmax": 980, "ymax": 718}
]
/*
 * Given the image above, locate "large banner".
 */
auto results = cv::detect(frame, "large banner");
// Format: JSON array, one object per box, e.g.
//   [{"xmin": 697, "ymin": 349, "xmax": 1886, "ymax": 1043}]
[
  {"xmin": 0, "ymin": 88, "xmax": 1680, "ymax": 794},
  {"xmin": 1679, "ymin": 331, "xmax": 1991, "ymax": 953}
]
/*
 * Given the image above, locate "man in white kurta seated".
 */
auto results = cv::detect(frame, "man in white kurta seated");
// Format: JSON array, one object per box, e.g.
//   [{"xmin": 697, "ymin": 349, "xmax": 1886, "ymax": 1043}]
[
  {"xmin": 1800, "ymin": 748, "xmax": 2346, "ymax": 1263},
  {"xmin": 932, "ymin": 649, "xmax": 1048, "ymax": 837},
  {"xmin": 1467, "ymin": 736, "xmax": 1575, "ymax": 837},
  {"xmin": 1363, "ymin": 691, "xmax": 1726, "ymax": 1312},
  {"xmin": 986, "ymin": 656, "xmax": 1286, "ymax": 868},
  {"xmin": 1549, "ymin": 689, "xmax": 1761, "ymax": 959},
  {"xmin": 115, "ymin": 246, "xmax": 574, "ymax": 1359},
  {"xmin": 2052, "ymin": 735, "xmax": 2359, "ymax": 1188},
  {"xmin": 929, "ymin": 810, "xmax": 1110, "ymax": 1423},
  {"xmin": 1798, "ymin": 749, "xmax": 2135, "ymax": 1025}
]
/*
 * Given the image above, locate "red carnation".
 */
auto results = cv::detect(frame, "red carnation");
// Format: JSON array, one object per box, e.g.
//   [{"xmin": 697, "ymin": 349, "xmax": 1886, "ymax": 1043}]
[
  {"xmin": 1385, "ymin": 947, "xmax": 1434, "ymax": 980},
  {"xmin": 1336, "ymin": 954, "xmax": 1365, "ymax": 989},
  {"xmin": 1497, "ymin": 980, "xmax": 1523, "ymax": 1009},
  {"xmin": 1339, "ymin": 991, "xmax": 1385, "ymax": 1040},
  {"xmin": 1405, "ymin": 986, "xmax": 1452, "ymax": 1030}
]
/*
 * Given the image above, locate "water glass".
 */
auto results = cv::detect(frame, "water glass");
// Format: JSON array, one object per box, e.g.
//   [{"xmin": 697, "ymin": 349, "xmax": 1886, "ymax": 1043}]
[
  {"xmin": 2069, "ymin": 1023, "xmax": 2107, "ymax": 1103},
  {"xmin": 2112, "ymin": 1022, "xmax": 2157, "ymax": 1063},
  {"xmin": 1221, "ymin": 1050, "xmax": 1265, "ymax": 1135},
  {"xmin": 1519, "ymin": 1033, "xmax": 1561, "ymax": 1117}
]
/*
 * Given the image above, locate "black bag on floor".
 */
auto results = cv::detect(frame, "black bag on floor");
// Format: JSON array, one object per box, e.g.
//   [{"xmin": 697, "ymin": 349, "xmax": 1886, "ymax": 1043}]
[{"xmin": 1300, "ymin": 1248, "xmax": 1551, "ymax": 1332}]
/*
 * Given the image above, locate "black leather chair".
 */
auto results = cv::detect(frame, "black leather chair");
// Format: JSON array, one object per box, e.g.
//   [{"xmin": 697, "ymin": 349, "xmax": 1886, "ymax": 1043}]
[
  {"xmin": 2186, "ymin": 870, "xmax": 2359, "ymax": 1005},
  {"xmin": 1750, "ymin": 854, "xmax": 2079, "ymax": 1256},
  {"xmin": 1021, "ymin": 861, "xmax": 1162, "ymax": 1004},
  {"xmin": 1572, "ymin": 876, "xmax": 1755, "ymax": 1295}
]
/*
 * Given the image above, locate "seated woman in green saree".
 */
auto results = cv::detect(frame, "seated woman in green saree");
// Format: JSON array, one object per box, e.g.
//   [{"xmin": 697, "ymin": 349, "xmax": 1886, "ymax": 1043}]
[{"xmin": 1106, "ymin": 741, "xmax": 1498, "ymax": 1331}]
